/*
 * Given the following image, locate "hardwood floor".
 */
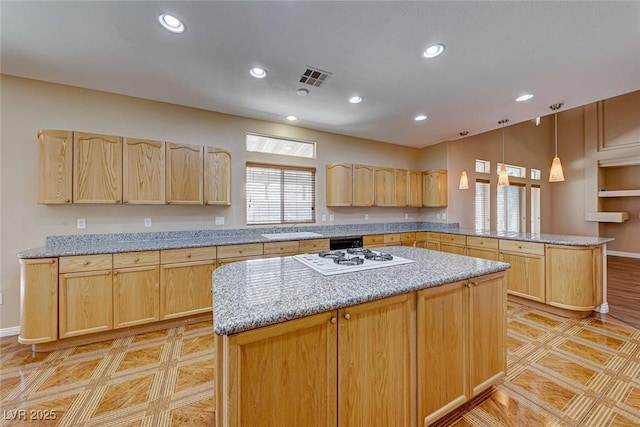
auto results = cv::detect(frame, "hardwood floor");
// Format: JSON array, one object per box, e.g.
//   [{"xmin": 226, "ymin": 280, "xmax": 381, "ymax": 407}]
[{"xmin": 607, "ymin": 256, "xmax": 640, "ymax": 329}]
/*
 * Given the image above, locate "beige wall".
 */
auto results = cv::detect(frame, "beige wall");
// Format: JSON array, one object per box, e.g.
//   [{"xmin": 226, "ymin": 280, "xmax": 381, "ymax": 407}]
[{"xmin": 0, "ymin": 75, "xmax": 423, "ymax": 329}]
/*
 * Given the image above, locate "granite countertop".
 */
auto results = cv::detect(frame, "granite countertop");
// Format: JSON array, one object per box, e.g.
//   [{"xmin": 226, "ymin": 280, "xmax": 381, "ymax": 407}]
[
  {"xmin": 213, "ymin": 246, "xmax": 510, "ymax": 335},
  {"xmin": 16, "ymin": 222, "xmax": 613, "ymax": 258}
]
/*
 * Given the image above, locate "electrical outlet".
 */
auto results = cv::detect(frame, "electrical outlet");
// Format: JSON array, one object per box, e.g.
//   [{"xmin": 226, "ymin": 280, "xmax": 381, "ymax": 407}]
[
  {"xmin": 436, "ymin": 214, "xmax": 441, "ymax": 220},
  {"xmin": 0, "ymin": 292, "xmax": 3, "ymax": 305},
  {"xmin": 215, "ymin": 217, "xmax": 225, "ymax": 225},
  {"xmin": 405, "ymin": 213, "xmax": 409, "ymax": 219},
  {"xmin": 365, "ymin": 214, "xmax": 369, "ymax": 220},
  {"xmin": 77, "ymin": 218, "xmax": 86, "ymax": 229},
  {"xmin": 322, "ymin": 214, "xmax": 327, "ymax": 222},
  {"xmin": 329, "ymin": 214, "xmax": 335, "ymax": 221},
  {"xmin": 442, "ymin": 213, "xmax": 447, "ymax": 220},
  {"xmin": 144, "ymin": 218, "xmax": 152, "ymax": 227}
]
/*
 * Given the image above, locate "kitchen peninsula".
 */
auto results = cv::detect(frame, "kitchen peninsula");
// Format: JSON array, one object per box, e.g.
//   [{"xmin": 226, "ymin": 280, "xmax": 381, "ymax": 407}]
[{"xmin": 212, "ymin": 246, "xmax": 510, "ymax": 427}]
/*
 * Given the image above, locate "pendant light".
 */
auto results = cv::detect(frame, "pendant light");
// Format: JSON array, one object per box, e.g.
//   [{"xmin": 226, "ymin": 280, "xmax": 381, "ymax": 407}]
[
  {"xmin": 549, "ymin": 103, "xmax": 565, "ymax": 182},
  {"xmin": 497, "ymin": 119, "xmax": 510, "ymax": 186},
  {"xmin": 458, "ymin": 171, "xmax": 469, "ymax": 189}
]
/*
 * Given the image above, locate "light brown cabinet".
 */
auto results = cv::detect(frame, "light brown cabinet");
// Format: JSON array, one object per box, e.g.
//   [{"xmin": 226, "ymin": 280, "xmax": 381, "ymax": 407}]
[
  {"xmin": 466, "ymin": 236, "xmax": 499, "ymax": 261},
  {"xmin": 204, "ymin": 147, "xmax": 231, "ymax": 205},
  {"xmin": 374, "ymin": 166, "xmax": 395, "ymax": 206},
  {"xmin": 123, "ymin": 138, "xmax": 165, "ymax": 204},
  {"xmin": 73, "ymin": 132, "xmax": 123, "ymax": 204},
  {"xmin": 409, "ymin": 170, "xmax": 423, "ymax": 207},
  {"xmin": 113, "ymin": 251, "xmax": 160, "ymax": 328},
  {"xmin": 422, "ymin": 169, "xmax": 448, "ymax": 207},
  {"xmin": 326, "ymin": 163, "xmax": 352, "ymax": 207},
  {"xmin": 394, "ymin": 169, "xmax": 408, "ymax": 207},
  {"xmin": 38, "ymin": 130, "xmax": 73, "ymax": 204},
  {"xmin": 353, "ymin": 164, "xmax": 375, "ymax": 207},
  {"xmin": 166, "ymin": 142, "xmax": 204, "ymax": 205},
  {"xmin": 299, "ymin": 238, "xmax": 330, "ymax": 254},
  {"xmin": 499, "ymin": 240, "xmax": 545, "ymax": 302},
  {"xmin": 18, "ymin": 258, "xmax": 58, "ymax": 344},
  {"xmin": 440, "ymin": 234, "xmax": 467, "ymax": 255}
]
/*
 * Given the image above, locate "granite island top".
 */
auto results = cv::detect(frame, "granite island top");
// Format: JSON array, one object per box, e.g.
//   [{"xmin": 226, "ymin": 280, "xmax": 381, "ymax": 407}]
[
  {"xmin": 213, "ymin": 246, "xmax": 510, "ymax": 335},
  {"xmin": 16, "ymin": 221, "xmax": 614, "ymax": 258}
]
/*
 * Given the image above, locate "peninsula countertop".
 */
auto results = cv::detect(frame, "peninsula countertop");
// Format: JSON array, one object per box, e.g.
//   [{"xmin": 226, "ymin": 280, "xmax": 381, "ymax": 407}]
[
  {"xmin": 17, "ymin": 222, "xmax": 614, "ymax": 258},
  {"xmin": 212, "ymin": 246, "xmax": 510, "ymax": 335}
]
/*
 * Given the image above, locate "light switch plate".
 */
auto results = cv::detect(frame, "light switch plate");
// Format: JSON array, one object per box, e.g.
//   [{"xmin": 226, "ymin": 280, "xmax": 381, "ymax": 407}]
[
  {"xmin": 329, "ymin": 214, "xmax": 335, "ymax": 221},
  {"xmin": 215, "ymin": 217, "xmax": 225, "ymax": 225},
  {"xmin": 322, "ymin": 214, "xmax": 327, "ymax": 222},
  {"xmin": 0, "ymin": 292, "xmax": 3, "ymax": 305},
  {"xmin": 77, "ymin": 218, "xmax": 86, "ymax": 229},
  {"xmin": 144, "ymin": 218, "xmax": 152, "ymax": 227}
]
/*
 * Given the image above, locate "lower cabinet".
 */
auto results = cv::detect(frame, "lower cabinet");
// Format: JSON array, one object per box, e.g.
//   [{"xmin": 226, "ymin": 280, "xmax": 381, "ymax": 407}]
[
  {"xmin": 113, "ymin": 265, "xmax": 160, "ymax": 328},
  {"xmin": 59, "ymin": 269, "xmax": 113, "ymax": 338},
  {"xmin": 18, "ymin": 258, "xmax": 58, "ymax": 344},
  {"xmin": 160, "ymin": 260, "xmax": 214, "ymax": 319},
  {"xmin": 499, "ymin": 242, "xmax": 545, "ymax": 302}
]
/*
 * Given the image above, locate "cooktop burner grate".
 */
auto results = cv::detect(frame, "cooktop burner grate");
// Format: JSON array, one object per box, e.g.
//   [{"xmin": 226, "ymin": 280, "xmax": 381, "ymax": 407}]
[
  {"xmin": 333, "ymin": 256, "xmax": 365, "ymax": 265},
  {"xmin": 318, "ymin": 250, "xmax": 345, "ymax": 259},
  {"xmin": 364, "ymin": 252, "xmax": 394, "ymax": 261}
]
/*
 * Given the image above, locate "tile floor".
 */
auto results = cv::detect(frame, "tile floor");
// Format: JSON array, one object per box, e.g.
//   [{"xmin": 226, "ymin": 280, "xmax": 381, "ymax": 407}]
[{"xmin": 2, "ymin": 303, "xmax": 640, "ymax": 426}]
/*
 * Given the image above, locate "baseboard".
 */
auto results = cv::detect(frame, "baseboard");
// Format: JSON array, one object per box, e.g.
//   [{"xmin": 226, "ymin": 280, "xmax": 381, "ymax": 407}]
[
  {"xmin": 607, "ymin": 250, "xmax": 640, "ymax": 259},
  {"xmin": 0, "ymin": 326, "xmax": 20, "ymax": 337}
]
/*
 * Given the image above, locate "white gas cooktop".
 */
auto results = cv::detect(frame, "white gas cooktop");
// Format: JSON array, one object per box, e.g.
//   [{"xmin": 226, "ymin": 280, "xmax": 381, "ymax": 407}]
[{"xmin": 293, "ymin": 249, "xmax": 415, "ymax": 276}]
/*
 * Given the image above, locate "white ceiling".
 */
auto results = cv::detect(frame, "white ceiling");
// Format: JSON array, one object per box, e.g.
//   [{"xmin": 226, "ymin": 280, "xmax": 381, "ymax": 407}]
[{"xmin": 2, "ymin": 1, "xmax": 639, "ymax": 148}]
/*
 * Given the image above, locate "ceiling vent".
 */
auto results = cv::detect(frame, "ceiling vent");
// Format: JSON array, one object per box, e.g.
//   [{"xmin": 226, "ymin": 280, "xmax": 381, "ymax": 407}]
[{"xmin": 299, "ymin": 66, "xmax": 331, "ymax": 87}]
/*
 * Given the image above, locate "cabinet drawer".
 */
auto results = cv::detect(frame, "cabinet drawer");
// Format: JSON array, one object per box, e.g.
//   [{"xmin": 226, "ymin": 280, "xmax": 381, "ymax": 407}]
[
  {"xmin": 440, "ymin": 234, "xmax": 466, "ymax": 245},
  {"xmin": 384, "ymin": 233, "xmax": 401, "ymax": 244},
  {"xmin": 400, "ymin": 232, "xmax": 416, "ymax": 243},
  {"xmin": 59, "ymin": 254, "xmax": 113, "ymax": 273},
  {"xmin": 217, "ymin": 243, "xmax": 263, "ymax": 259},
  {"xmin": 499, "ymin": 240, "xmax": 545, "ymax": 256},
  {"xmin": 415, "ymin": 231, "xmax": 428, "ymax": 241},
  {"xmin": 466, "ymin": 236, "xmax": 498, "ymax": 250},
  {"xmin": 363, "ymin": 234, "xmax": 384, "ymax": 246},
  {"xmin": 426, "ymin": 232, "xmax": 441, "ymax": 241},
  {"xmin": 298, "ymin": 239, "xmax": 330, "ymax": 253},
  {"xmin": 263, "ymin": 241, "xmax": 299, "ymax": 256},
  {"xmin": 114, "ymin": 251, "xmax": 160, "ymax": 268},
  {"xmin": 160, "ymin": 247, "xmax": 217, "ymax": 264}
]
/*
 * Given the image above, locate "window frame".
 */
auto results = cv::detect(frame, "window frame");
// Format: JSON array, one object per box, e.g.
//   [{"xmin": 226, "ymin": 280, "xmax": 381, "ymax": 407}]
[{"xmin": 246, "ymin": 132, "xmax": 317, "ymax": 159}]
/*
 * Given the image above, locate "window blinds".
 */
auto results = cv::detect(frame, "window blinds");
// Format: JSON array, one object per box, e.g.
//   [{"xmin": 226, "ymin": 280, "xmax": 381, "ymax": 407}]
[
  {"xmin": 475, "ymin": 179, "xmax": 490, "ymax": 232},
  {"xmin": 531, "ymin": 185, "xmax": 541, "ymax": 234},
  {"xmin": 497, "ymin": 183, "xmax": 526, "ymax": 233}
]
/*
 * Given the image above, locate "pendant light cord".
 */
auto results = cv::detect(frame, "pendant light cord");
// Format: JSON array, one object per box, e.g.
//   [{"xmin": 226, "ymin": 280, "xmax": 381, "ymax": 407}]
[{"xmin": 554, "ymin": 112, "xmax": 558, "ymax": 157}]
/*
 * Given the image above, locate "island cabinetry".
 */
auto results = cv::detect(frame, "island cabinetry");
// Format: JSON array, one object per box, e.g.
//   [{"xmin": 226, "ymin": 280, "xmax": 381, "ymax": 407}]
[
  {"xmin": 466, "ymin": 236, "xmax": 499, "ymax": 261},
  {"xmin": 216, "ymin": 243, "xmax": 264, "ymax": 267},
  {"xmin": 122, "ymin": 138, "xmax": 165, "ymax": 204},
  {"xmin": 18, "ymin": 258, "xmax": 58, "ymax": 344},
  {"xmin": 73, "ymin": 132, "xmax": 123, "ymax": 204},
  {"xmin": 440, "ymin": 234, "xmax": 466, "ymax": 255},
  {"xmin": 299, "ymin": 238, "xmax": 330, "ymax": 254},
  {"xmin": 204, "ymin": 147, "xmax": 231, "ymax": 205},
  {"xmin": 59, "ymin": 254, "xmax": 114, "ymax": 338},
  {"xmin": 38, "ymin": 130, "xmax": 73, "ymax": 204},
  {"xmin": 159, "ymin": 247, "xmax": 216, "ymax": 319},
  {"xmin": 326, "ymin": 163, "xmax": 352, "ymax": 207},
  {"xmin": 409, "ymin": 170, "xmax": 423, "ymax": 207},
  {"xmin": 363, "ymin": 234, "xmax": 384, "ymax": 248},
  {"xmin": 422, "ymin": 169, "xmax": 447, "ymax": 207},
  {"xmin": 545, "ymin": 245, "xmax": 602, "ymax": 312},
  {"xmin": 374, "ymin": 166, "xmax": 395, "ymax": 206},
  {"xmin": 352, "ymin": 164, "xmax": 375, "ymax": 206},
  {"xmin": 113, "ymin": 251, "xmax": 160, "ymax": 328},
  {"xmin": 165, "ymin": 142, "xmax": 203, "ymax": 205},
  {"xmin": 499, "ymin": 240, "xmax": 545, "ymax": 302},
  {"xmin": 394, "ymin": 169, "xmax": 408, "ymax": 207}
]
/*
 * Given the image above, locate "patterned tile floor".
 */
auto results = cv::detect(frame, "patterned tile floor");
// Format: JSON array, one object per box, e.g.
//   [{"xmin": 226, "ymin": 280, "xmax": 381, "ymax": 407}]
[{"xmin": 2, "ymin": 303, "xmax": 640, "ymax": 426}]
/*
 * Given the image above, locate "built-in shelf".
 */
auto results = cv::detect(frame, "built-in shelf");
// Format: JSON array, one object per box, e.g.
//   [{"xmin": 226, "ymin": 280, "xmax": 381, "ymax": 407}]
[
  {"xmin": 585, "ymin": 212, "xmax": 630, "ymax": 223},
  {"xmin": 598, "ymin": 190, "xmax": 640, "ymax": 197}
]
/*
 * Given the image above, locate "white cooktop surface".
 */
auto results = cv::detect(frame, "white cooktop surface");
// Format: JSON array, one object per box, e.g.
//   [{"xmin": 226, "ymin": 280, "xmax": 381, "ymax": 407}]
[{"xmin": 293, "ymin": 250, "xmax": 415, "ymax": 276}]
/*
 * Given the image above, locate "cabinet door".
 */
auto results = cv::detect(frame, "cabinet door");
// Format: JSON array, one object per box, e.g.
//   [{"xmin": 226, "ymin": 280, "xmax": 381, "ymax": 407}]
[
  {"xmin": 19, "ymin": 258, "xmax": 58, "ymax": 344},
  {"xmin": 374, "ymin": 166, "xmax": 395, "ymax": 206},
  {"xmin": 326, "ymin": 163, "xmax": 352, "ymax": 206},
  {"xmin": 545, "ymin": 245, "xmax": 600, "ymax": 311},
  {"xmin": 123, "ymin": 138, "xmax": 165, "ymax": 204},
  {"xmin": 59, "ymin": 270, "xmax": 113, "ymax": 338},
  {"xmin": 160, "ymin": 260, "xmax": 214, "ymax": 319},
  {"xmin": 408, "ymin": 170, "xmax": 423, "ymax": 207},
  {"xmin": 38, "ymin": 130, "xmax": 73, "ymax": 204},
  {"xmin": 204, "ymin": 147, "xmax": 231, "ymax": 205},
  {"xmin": 73, "ymin": 132, "xmax": 123, "ymax": 203},
  {"xmin": 422, "ymin": 170, "xmax": 448, "ymax": 207},
  {"xmin": 441, "ymin": 243, "xmax": 466, "ymax": 255},
  {"xmin": 338, "ymin": 293, "xmax": 415, "ymax": 427},
  {"xmin": 113, "ymin": 266, "xmax": 160, "ymax": 328},
  {"xmin": 500, "ymin": 251, "xmax": 545, "ymax": 302},
  {"xmin": 467, "ymin": 247, "xmax": 499, "ymax": 261},
  {"xmin": 166, "ymin": 142, "xmax": 203, "ymax": 205},
  {"xmin": 352, "ymin": 164, "xmax": 375, "ymax": 207},
  {"xmin": 394, "ymin": 169, "xmax": 408, "ymax": 207},
  {"xmin": 417, "ymin": 281, "xmax": 468, "ymax": 425},
  {"xmin": 468, "ymin": 273, "xmax": 506, "ymax": 396},
  {"xmin": 220, "ymin": 312, "xmax": 337, "ymax": 427}
]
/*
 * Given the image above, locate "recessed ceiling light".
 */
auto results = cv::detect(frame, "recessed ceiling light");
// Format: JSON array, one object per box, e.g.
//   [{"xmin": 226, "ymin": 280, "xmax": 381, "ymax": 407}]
[
  {"xmin": 422, "ymin": 44, "xmax": 445, "ymax": 59},
  {"xmin": 296, "ymin": 88, "xmax": 309, "ymax": 96},
  {"xmin": 414, "ymin": 114, "xmax": 427, "ymax": 121},
  {"xmin": 158, "ymin": 14, "xmax": 185, "ymax": 33},
  {"xmin": 285, "ymin": 115, "xmax": 298, "ymax": 122},
  {"xmin": 516, "ymin": 94, "xmax": 534, "ymax": 102},
  {"xmin": 249, "ymin": 67, "xmax": 267, "ymax": 79},
  {"xmin": 349, "ymin": 95, "xmax": 363, "ymax": 104}
]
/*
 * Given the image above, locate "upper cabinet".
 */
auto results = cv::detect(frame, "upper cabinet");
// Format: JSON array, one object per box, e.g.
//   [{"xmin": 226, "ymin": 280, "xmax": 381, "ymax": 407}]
[
  {"xmin": 73, "ymin": 132, "xmax": 123, "ymax": 204},
  {"xmin": 394, "ymin": 169, "xmax": 408, "ymax": 207},
  {"xmin": 123, "ymin": 138, "xmax": 165, "ymax": 204},
  {"xmin": 326, "ymin": 163, "xmax": 352, "ymax": 207},
  {"xmin": 204, "ymin": 147, "xmax": 231, "ymax": 205},
  {"xmin": 409, "ymin": 170, "xmax": 423, "ymax": 207},
  {"xmin": 352, "ymin": 164, "xmax": 375, "ymax": 207},
  {"xmin": 422, "ymin": 169, "xmax": 447, "ymax": 207},
  {"xmin": 38, "ymin": 130, "xmax": 73, "ymax": 204},
  {"xmin": 375, "ymin": 167, "xmax": 395, "ymax": 207},
  {"xmin": 166, "ymin": 142, "xmax": 204, "ymax": 205}
]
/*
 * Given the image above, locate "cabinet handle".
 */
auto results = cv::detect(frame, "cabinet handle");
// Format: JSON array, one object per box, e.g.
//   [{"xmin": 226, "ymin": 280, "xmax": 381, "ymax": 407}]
[
  {"xmin": 83, "ymin": 261, "xmax": 90, "ymax": 266},
  {"xmin": 187, "ymin": 254, "xmax": 192, "ymax": 258},
  {"xmin": 123, "ymin": 200, "xmax": 128, "ymax": 204},
  {"xmin": 344, "ymin": 313, "xmax": 351, "ymax": 320},
  {"xmin": 50, "ymin": 259, "xmax": 56, "ymax": 264},
  {"xmin": 106, "ymin": 271, "xmax": 111, "ymax": 275},
  {"xmin": 116, "ymin": 200, "xmax": 121, "ymax": 203},
  {"xmin": 167, "ymin": 201, "xmax": 171, "ymax": 204},
  {"xmin": 471, "ymin": 281, "xmax": 478, "ymax": 287},
  {"xmin": 65, "ymin": 199, "xmax": 71, "ymax": 203},
  {"xmin": 517, "ymin": 245, "xmax": 522, "ymax": 249},
  {"xmin": 113, "ymin": 271, "xmax": 118, "ymax": 276},
  {"xmin": 134, "ymin": 258, "xmax": 140, "ymax": 262},
  {"xmin": 465, "ymin": 282, "xmax": 471, "ymax": 288},
  {"xmin": 330, "ymin": 317, "xmax": 337, "ymax": 324},
  {"xmin": 239, "ymin": 250, "xmax": 244, "ymax": 254}
]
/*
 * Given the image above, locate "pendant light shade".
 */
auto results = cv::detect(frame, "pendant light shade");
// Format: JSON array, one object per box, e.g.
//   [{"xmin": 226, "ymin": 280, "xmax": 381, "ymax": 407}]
[
  {"xmin": 498, "ymin": 119, "xmax": 510, "ymax": 186},
  {"xmin": 549, "ymin": 103, "xmax": 565, "ymax": 182},
  {"xmin": 459, "ymin": 171, "xmax": 469, "ymax": 189}
]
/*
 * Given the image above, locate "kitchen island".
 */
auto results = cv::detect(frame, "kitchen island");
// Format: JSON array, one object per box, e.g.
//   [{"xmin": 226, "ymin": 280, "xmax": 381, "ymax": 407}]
[{"xmin": 213, "ymin": 246, "xmax": 511, "ymax": 427}]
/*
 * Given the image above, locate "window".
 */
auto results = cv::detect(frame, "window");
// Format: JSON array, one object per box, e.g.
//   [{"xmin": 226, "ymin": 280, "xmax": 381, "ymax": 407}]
[
  {"xmin": 497, "ymin": 183, "xmax": 526, "ymax": 233},
  {"xmin": 246, "ymin": 133, "xmax": 316, "ymax": 158},
  {"xmin": 475, "ymin": 179, "xmax": 490, "ymax": 232},
  {"xmin": 531, "ymin": 185, "xmax": 541, "ymax": 234},
  {"xmin": 531, "ymin": 168, "xmax": 541, "ymax": 180},
  {"xmin": 475, "ymin": 159, "xmax": 491, "ymax": 174},
  {"xmin": 246, "ymin": 163, "xmax": 316, "ymax": 225},
  {"xmin": 496, "ymin": 163, "xmax": 526, "ymax": 178}
]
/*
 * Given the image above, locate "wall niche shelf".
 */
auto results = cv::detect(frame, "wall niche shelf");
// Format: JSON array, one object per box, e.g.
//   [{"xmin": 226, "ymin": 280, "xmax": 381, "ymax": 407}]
[
  {"xmin": 585, "ymin": 212, "xmax": 630, "ymax": 223},
  {"xmin": 598, "ymin": 190, "xmax": 640, "ymax": 198}
]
